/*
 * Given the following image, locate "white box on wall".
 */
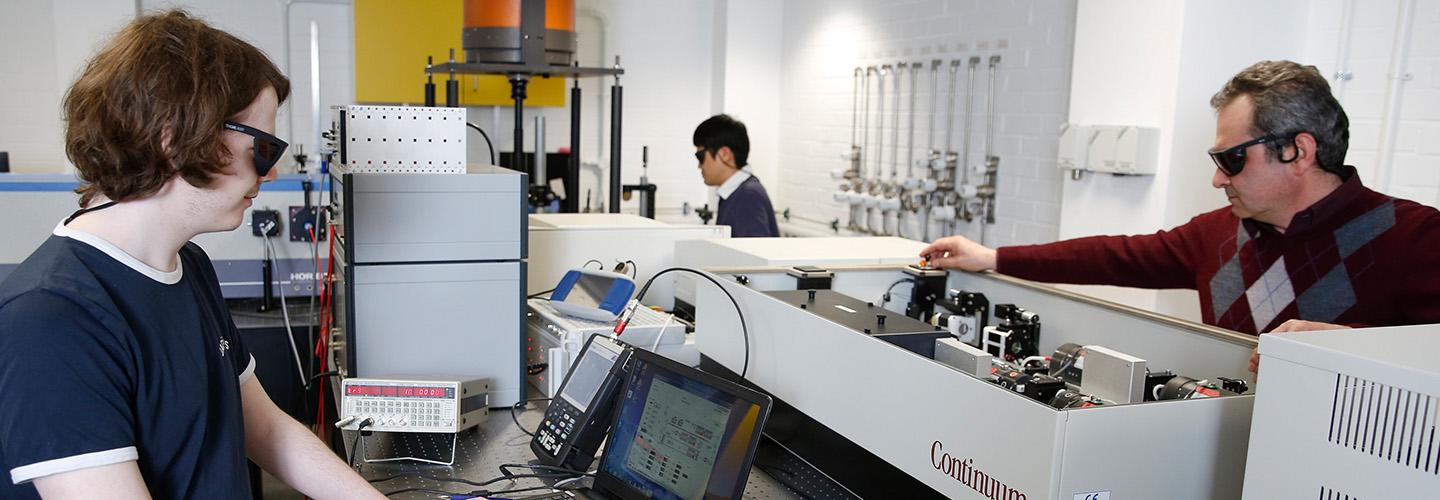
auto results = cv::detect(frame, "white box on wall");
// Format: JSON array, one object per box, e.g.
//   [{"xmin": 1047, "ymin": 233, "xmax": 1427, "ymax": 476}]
[{"xmin": 1062, "ymin": 124, "xmax": 1160, "ymax": 175}]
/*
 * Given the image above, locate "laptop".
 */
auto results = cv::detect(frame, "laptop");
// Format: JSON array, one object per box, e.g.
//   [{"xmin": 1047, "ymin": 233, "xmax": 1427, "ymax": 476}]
[{"xmin": 586, "ymin": 347, "xmax": 773, "ymax": 500}]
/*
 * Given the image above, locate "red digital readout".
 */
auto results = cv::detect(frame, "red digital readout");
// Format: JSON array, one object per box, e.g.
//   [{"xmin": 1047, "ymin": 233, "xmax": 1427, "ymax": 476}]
[{"xmin": 346, "ymin": 385, "xmax": 448, "ymax": 398}]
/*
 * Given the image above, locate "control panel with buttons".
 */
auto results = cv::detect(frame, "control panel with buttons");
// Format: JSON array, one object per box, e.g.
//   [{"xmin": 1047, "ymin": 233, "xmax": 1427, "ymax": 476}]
[{"xmin": 340, "ymin": 376, "xmax": 490, "ymax": 433}]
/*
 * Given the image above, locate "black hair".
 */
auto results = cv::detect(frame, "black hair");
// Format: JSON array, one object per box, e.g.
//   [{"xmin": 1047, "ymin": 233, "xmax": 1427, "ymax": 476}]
[{"xmin": 692, "ymin": 114, "xmax": 750, "ymax": 168}]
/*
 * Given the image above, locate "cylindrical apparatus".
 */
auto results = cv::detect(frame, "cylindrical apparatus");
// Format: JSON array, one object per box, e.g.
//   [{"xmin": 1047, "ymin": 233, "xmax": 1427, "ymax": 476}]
[{"xmin": 463, "ymin": 0, "xmax": 577, "ymax": 65}]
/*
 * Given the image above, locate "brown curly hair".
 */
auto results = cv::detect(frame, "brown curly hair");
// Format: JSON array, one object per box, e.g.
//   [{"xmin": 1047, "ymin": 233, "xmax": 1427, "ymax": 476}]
[{"xmin": 63, "ymin": 10, "xmax": 290, "ymax": 206}]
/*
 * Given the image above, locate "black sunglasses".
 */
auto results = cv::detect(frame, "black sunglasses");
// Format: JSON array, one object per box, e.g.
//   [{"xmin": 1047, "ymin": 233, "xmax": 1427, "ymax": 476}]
[
  {"xmin": 1207, "ymin": 134, "xmax": 1291, "ymax": 176},
  {"xmin": 223, "ymin": 122, "xmax": 288, "ymax": 177},
  {"xmin": 695, "ymin": 148, "xmax": 709, "ymax": 163}
]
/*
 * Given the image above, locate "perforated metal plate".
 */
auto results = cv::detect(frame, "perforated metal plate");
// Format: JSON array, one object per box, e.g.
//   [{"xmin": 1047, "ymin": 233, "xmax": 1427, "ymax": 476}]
[{"xmin": 336, "ymin": 105, "xmax": 467, "ymax": 174}]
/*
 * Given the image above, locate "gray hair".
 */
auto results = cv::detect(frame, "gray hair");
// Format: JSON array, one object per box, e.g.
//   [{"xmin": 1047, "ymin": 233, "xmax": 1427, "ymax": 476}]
[{"xmin": 1210, "ymin": 61, "xmax": 1349, "ymax": 176}]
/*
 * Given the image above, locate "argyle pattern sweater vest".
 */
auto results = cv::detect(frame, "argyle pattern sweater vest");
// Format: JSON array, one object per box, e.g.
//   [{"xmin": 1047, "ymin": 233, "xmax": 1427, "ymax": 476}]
[{"xmin": 997, "ymin": 175, "xmax": 1440, "ymax": 335}]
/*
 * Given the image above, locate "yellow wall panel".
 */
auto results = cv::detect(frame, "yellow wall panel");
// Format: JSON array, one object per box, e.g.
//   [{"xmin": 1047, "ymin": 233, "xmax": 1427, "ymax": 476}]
[{"xmin": 354, "ymin": 0, "xmax": 565, "ymax": 106}]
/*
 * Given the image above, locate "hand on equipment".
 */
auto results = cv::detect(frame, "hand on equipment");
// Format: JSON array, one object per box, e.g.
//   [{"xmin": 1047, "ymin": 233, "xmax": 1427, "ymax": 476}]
[
  {"xmin": 918, "ymin": 235, "xmax": 998, "ymax": 272},
  {"xmin": 1249, "ymin": 319, "xmax": 1351, "ymax": 376}
]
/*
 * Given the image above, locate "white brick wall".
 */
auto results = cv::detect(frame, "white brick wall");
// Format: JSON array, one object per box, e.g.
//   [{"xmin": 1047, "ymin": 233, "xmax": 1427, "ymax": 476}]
[
  {"xmin": 775, "ymin": 0, "xmax": 1078, "ymax": 246},
  {"xmin": 1305, "ymin": 0, "xmax": 1440, "ymax": 208}
]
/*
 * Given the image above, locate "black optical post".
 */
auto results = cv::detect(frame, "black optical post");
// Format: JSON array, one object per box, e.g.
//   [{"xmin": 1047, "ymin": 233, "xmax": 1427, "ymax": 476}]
[{"xmin": 425, "ymin": 0, "xmax": 624, "ymax": 213}]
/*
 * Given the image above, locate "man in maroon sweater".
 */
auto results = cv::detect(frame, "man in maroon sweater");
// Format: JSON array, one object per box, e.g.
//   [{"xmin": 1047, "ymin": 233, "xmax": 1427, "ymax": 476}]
[{"xmin": 920, "ymin": 61, "xmax": 1440, "ymax": 372}]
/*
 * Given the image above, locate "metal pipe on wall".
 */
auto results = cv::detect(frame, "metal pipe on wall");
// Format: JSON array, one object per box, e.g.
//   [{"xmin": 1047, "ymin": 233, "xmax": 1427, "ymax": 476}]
[
  {"xmin": 851, "ymin": 67, "xmax": 863, "ymax": 173},
  {"xmin": 1374, "ymin": 0, "xmax": 1417, "ymax": 195},
  {"xmin": 906, "ymin": 62, "xmax": 920, "ymax": 180},
  {"xmin": 927, "ymin": 60, "xmax": 942, "ymax": 177},
  {"xmin": 943, "ymin": 60, "xmax": 960, "ymax": 184},
  {"xmin": 961, "ymin": 56, "xmax": 980, "ymax": 189},
  {"xmin": 875, "ymin": 65, "xmax": 888, "ymax": 182},
  {"xmin": 861, "ymin": 67, "xmax": 874, "ymax": 180},
  {"xmin": 890, "ymin": 63, "xmax": 903, "ymax": 181}
]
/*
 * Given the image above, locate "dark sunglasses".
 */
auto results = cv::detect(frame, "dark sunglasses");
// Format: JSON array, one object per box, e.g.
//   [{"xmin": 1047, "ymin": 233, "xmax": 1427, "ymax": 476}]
[
  {"xmin": 1207, "ymin": 134, "xmax": 1289, "ymax": 176},
  {"xmin": 695, "ymin": 148, "xmax": 709, "ymax": 163},
  {"xmin": 223, "ymin": 122, "xmax": 288, "ymax": 176}
]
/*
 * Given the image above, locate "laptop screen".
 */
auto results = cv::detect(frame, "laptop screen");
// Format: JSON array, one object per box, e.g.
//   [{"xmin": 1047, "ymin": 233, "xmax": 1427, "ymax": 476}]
[{"xmin": 593, "ymin": 350, "xmax": 771, "ymax": 500}]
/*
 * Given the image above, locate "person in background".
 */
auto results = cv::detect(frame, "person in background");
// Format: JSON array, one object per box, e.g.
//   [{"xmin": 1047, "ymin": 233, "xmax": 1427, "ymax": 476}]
[
  {"xmin": 693, "ymin": 114, "xmax": 780, "ymax": 237},
  {"xmin": 0, "ymin": 11, "xmax": 386, "ymax": 499},
  {"xmin": 919, "ymin": 60, "xmax": 1440, "ymax": 373}
]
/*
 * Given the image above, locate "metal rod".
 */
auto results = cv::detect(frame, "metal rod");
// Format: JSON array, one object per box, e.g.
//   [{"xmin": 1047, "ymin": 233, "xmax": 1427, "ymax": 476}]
[
  {"xmin": 566, "ymin": 80, "xmax": 581, "ymax": 213},
  {"xmin": 852, "ymin": 67, "xmax": 862, "ymax": 152},
  {"xmin": 986, "ymin": 55, "xmax": 1001, "ymax": 159},
  {"xmin": 608, "ymin": 80, "xmax": 623, "ymax": 213},
  {"xmin": 890, "ymin": 63, "xmax": 903, "ymax": 180},
  {"xmin": 877, "ymin": 65, "xmax": 889, "ymax": 181},
  {"xmin": 962, "ymin": 57, "xmax": 980, "ymax": 186},
  {"xmin": 861, "ymin": 67, "xmax": 874, "ymax": 179},
  {"xmin": 510, "ymin": 74, "xmax": 529, "ymax": 177},
  {"xmin": 944, "ymin": 60, "xmax": 960, "ymax": 181},
  {"xmin": 906, "ymin": 62, "xmax": 920, "ymax": 179},
  {"xmin": 534, "ymin": 115, "xmax": 546, "ymax": 187},
  {"xmin": 927, "ymin": 60, "xmax": 941, "ymax": 176}
]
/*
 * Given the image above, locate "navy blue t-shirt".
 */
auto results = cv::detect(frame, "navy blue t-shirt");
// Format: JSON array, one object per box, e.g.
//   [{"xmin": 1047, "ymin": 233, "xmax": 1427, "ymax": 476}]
[
  {"xmin": 717, "ymin": 175, "xmax": 779, "ymax": 238},
  {"xmin": 0, "ymin": 226, "xmax": 254, "ymax": 499}
]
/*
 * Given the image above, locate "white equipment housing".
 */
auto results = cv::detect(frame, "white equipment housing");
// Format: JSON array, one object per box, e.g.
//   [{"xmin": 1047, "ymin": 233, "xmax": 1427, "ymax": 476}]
[
  {"xmin": 525, "ymin": 298, "xmax": 689, "ymax": 397},
  {"xmin": 1242, "ymin": 324, "xmax": 1440, "ymax": 499},
  {"xmin": 694, "ymin": 265, "xmax": 1256, "ymax": 500}
]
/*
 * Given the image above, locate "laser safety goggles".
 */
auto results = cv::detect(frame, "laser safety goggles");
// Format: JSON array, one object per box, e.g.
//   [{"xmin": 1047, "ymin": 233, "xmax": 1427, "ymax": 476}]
[
  {"xmin": 223, "ymin": 122, "xmax": 289, "ymax": 177},
  {"xmin": 695, "ymin": 147, "xmax": 710, "ymax": 163},
  {"xmin": 1206, "ymin": 134, "xmax": 1292, "ymax": 177}
]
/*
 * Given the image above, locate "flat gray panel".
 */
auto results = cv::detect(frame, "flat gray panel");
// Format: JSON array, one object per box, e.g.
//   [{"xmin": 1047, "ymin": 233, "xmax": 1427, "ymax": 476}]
[
  {"xmin": 346, "ymin": 170, "xmax": 525, "ymax": 263},
  {"xmin": 354, "ymin": 261, "xmax": 523, "ymax": 407}
]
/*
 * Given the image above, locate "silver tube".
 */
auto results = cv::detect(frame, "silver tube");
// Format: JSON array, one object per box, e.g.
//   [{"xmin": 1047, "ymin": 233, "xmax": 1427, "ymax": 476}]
[
  {"xmin": 907, "ymin": 62, "xmax": 920, "ymax": 179},
  {"xmin": 944, "ymin": 60, "xmax": 960, "ymax": 174},
  {"xmin": 535, "ymin": 116, "xmax": 547, "ymax": 187},
  {"xmin": 927, "ymin": 60, "xmax": 941, "ymax": 173},
  {"xmin": 852, "ymin": 68, "xmax": 862, "ymax": 150},
  {"xmin": 876, "ymin": 65, "xmax": 889, "ymax": 181},
  {"xmin": 986, "ymin": 55, "xmax": 1001, "ymax": 159},
  {"xmin": 962, "ymin": 56, "xmax": 980, "ymax": 186},
  {"xmin": 890, "ymin": 63, "xmax": 903, "ymax": 179},
  {"xmin": 861, "ymin": 67, "xmax": 873, "ymax": 179}
]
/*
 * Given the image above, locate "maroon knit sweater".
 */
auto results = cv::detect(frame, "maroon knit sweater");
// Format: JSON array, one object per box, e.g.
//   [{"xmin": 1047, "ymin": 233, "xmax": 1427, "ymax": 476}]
[{"xmin": 997, "ymin": 172, "xmax": 1440, "ymax": 335}]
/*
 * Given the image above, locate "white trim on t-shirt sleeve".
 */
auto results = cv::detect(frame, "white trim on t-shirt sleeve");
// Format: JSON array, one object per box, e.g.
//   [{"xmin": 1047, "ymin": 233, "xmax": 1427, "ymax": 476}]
[
  {"xmin": 238, "ymin": 355, "xmax": 256, "ymax": 384},
  {"xmin": 10, "ymin": 447, "xmax": 139, "ymax": 484}
]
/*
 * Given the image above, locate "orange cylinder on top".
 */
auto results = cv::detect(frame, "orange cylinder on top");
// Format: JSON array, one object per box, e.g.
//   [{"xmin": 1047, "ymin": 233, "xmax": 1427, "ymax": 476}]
[
  {"xmin": 462, "ymin": 0, "xmax": 577, "ymax": 65},
  {"xmin": 464, "ymin": 0, "xmax": 574, "ymax": 31}
]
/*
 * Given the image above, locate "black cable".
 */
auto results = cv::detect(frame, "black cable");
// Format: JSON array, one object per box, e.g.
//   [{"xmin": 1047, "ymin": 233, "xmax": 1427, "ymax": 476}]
[
  {"xmin": 307, "ymin": 370, "xmax": 340, "ymax": 385},
  {"xmin": 624, "ymin": 260, "xmax": 637, "ymax": 279},
  {"xmin": 383, "ymin": 487, "xmax": 462, "ymax": 497},
  {"xmin": 483, "ymin": 484, "xmax": 568, "ymax": 496},
  {"xmin": 369, "ymin": 471, "xmax": 575, "ymax": 487},
  {"xmin": 528, "ymin": 288, "xmax": 556, "ymax": 299},
  {"xmin": 348, "ymin": 418, "xmax": 373, "ymax": 469},
  {"xmin": 583, "ymin": 259, "xmax": 604, "ymax": 270},
  {"xmin": 510, "ymin": 398, "xmax": 550, "ymax": 437},
  {"xmin": 498, "ymin": 463, "xmax": 592, "ymax": 478},
  {"xmin": 634, "ymin": 267, "xmax": 750, "ymax": 378},
  {"xmin": 466, "ymin": 122, "xmax": 497, "ymax": 166},
  {"xmin": 879, "ymin": 278, "xmax": 915, "ymax": 306}
]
